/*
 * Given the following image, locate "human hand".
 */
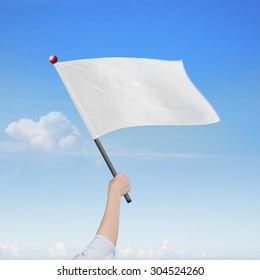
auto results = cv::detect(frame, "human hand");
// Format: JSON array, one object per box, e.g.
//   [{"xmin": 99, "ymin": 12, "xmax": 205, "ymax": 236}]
[{"xmin": 108, "ymin": 173, "xmax": 131, "ymax": 197}]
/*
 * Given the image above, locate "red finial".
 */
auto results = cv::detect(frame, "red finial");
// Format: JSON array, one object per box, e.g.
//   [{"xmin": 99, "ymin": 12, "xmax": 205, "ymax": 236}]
[{"xmin": 49, "ymin": 55, "xmax": 58, "ymax": 64}]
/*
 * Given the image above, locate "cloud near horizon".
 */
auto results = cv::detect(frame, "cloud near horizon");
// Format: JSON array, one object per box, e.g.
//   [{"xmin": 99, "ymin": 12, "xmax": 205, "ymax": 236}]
[
  {"xmin": 0, "ymin": 243, "xmax": 22, "ymax": 259},
  {"xmin": 118, "ymin": 239, "xmax": 175, "ymax": 259},
  {"xmin": 117, "ymin": 239, "xmax": 213, "ymax": 260},
  {"xmin": 48, "ymin": 242, "xmax": 67, "ymax": 258}
]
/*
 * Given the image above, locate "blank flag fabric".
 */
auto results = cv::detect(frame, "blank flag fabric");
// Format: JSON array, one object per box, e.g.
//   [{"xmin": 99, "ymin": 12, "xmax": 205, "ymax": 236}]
[{"xmin": 55, "ymin": 57, "xmax": 220, "ymax": 139}]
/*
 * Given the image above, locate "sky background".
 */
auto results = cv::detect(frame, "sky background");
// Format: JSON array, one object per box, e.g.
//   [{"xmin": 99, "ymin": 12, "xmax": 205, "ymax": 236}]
[{"xmin": 0, "ymin": 0, "xmax": 259, "ymax": 260}]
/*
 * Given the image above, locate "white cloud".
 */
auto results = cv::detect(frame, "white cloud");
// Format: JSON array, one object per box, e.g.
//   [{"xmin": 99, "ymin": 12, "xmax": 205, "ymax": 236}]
[
  {"xmin": 137, "ymin": 239, "xmax": 175, "ymax": 259},
  {"xmin": 178, "ymin": 248, "xmax": 187, "ymax": 257},
  {"xmin": 5, "ymin": 111, "xmax": 86, "ymax": 153},
  {"xmin": 156, "ymin": 239, "xmax": 174, "ymax": 257},
  {"xmin": 117, "ymin": 239, "xmax": 213, "ymax": 260},
  {"xmin": 117, "ymin": 239, "xmax": 175, "ymax": 259},
  {"xmin": 48, "ymin": 242, "xmax": 67, "ymax": 257},
  {"xmin": 0, "ymin": 243, "xmax": 22, "ymax": 258},
  {"xmin": 196, "ymin": 250, "xmax": 207, "ymax": 258},
  {"xmin": 118, "ymin": 246, "xmax": 133, "ymax": 257},
  {"xmin": 59, "ymin": 135, "xmax": 77, "ymax": 150}
]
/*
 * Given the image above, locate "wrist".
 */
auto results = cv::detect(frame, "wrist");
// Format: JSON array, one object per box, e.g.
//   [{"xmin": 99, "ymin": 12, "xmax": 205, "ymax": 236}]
[{"xmin": 108, "ymin": 187, "xmax": 122, "ymax": 200}]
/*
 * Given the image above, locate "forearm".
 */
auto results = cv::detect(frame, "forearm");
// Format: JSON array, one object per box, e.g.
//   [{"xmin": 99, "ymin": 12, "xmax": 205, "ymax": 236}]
[{"xmin": 96, "ymin": 190, "xmax": 121, "ymax": 246}]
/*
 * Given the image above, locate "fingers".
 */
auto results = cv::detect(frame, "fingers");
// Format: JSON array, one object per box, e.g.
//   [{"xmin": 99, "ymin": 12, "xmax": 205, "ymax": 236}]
[{"xmin": 109, "ymin": 173, "xmax": 131, "ymax": 196}]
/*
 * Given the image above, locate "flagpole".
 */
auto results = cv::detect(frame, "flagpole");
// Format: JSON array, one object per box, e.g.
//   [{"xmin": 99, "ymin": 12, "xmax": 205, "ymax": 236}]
[{"xmin": 94, "ymin": 138, "xmax": 132, "ymax": 203}]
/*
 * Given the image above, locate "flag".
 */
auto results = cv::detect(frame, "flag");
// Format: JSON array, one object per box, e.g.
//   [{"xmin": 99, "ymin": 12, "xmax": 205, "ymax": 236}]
[{"xmin": 54, "ymin": 57, "xmax": 220, "ymax": 139}]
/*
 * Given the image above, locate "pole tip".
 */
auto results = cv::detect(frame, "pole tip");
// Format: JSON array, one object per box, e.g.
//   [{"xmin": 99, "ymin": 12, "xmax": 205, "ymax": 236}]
[{"xmin": 49, "ymin": 55, "xmax": 58, "ymax": 64}]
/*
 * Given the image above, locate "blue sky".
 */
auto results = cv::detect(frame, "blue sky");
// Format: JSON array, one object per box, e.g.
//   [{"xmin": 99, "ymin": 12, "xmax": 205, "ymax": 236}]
[{"xmin": 0, "ymin": 0, "xmax": 259, "ymax": 259}]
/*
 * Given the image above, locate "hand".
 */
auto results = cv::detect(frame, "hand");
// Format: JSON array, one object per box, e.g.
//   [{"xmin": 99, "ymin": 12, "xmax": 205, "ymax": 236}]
[{"xmin": 108, "ymin": 173, "xmax": 131, "ymax": 197}]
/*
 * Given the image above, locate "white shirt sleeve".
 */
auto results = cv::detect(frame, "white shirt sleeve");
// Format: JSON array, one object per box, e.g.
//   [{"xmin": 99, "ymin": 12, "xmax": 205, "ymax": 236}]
[{"xmin": 73, "ymin": 235, "xmax": 115, "ymax": 260}]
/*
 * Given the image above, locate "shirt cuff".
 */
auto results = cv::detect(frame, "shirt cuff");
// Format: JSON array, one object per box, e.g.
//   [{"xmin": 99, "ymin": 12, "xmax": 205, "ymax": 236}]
[{"xmin": 73, "ymin": 235, "xmax": 115, "ymax": 260}]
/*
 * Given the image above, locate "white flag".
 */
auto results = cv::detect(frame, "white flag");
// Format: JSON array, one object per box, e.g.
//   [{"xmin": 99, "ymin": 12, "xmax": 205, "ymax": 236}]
[{"xmin": 55, "ymin": 57, "xmax": 220, "ymax": 139}]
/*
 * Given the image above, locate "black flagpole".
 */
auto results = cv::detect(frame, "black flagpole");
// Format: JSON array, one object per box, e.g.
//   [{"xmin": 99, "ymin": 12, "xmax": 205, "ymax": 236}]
[{"xmin": 94, "ymin": 138, "xmax": 132, "ymax": 203}]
